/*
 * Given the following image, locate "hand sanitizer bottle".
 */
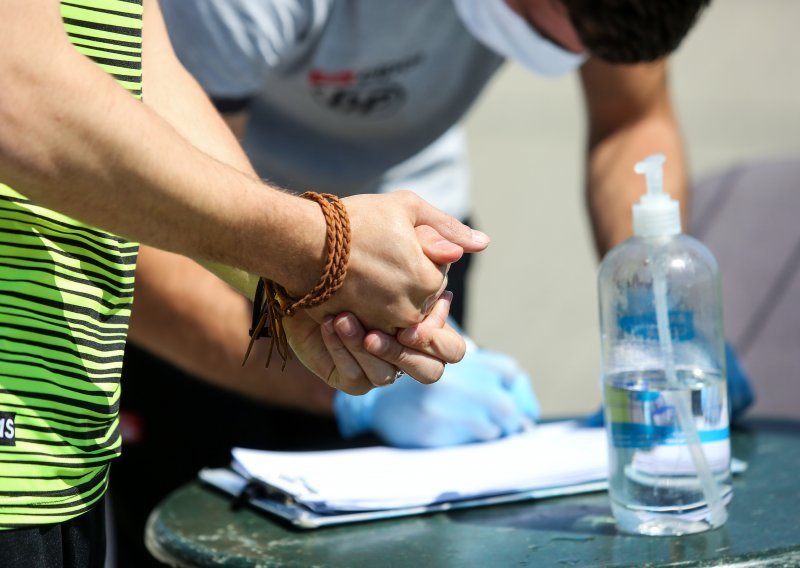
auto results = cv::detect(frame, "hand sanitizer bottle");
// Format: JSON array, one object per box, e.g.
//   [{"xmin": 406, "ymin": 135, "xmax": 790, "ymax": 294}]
[{"xmin": 598, "ymin": 154, "xmax": 731, "ymax": 535}]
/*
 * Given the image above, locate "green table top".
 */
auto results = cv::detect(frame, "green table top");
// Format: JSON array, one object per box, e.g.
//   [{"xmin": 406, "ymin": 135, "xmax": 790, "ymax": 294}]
[{"xmin": 146, "ymin": 419, "xmax": 800, "ymax": 567}]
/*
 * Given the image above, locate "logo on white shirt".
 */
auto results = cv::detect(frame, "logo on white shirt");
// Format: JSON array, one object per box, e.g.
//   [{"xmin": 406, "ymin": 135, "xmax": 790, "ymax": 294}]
[{"xmin": 308, "ymin": 54, "xmax": 424, "ymax": 118}]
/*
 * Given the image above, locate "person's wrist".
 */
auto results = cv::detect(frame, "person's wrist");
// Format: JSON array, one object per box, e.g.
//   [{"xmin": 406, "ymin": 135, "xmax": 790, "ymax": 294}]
[
  {"xmin": 229, "ymin": 184, "xmax": 326, "ymax": 293},
  {"xmin": 280, "ymin": 194, "xmax": 328, "ymax": 296},
  {"xmin": 333, "ymin": 388, "xmax": 378, "ymax": 439}
]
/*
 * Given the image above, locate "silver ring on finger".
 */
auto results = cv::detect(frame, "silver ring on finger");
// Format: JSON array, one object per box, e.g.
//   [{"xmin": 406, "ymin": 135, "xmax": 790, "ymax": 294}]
[{"xmin": 390, "ymin": 368, "xmax": 405, "ymax": 384}]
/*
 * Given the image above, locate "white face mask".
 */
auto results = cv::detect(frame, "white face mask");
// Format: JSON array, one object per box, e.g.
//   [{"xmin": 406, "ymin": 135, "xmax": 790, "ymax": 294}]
[{"xmin": 452, "ymin": 0, "xmax": 587, "ymax": 76}]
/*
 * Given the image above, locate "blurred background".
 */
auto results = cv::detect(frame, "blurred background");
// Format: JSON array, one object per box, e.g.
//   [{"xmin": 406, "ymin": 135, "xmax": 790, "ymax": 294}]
[{"xmin": 463, "ymin": 0, "xmax": 800, "ymax": 418}]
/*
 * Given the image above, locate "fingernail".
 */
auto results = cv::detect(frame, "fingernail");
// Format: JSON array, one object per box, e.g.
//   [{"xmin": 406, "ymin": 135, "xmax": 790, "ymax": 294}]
[
  {"xmin": 323, "ymin": 317, "xmax": 335, "ymax": 334},
  {"xmin": 471, "ymin": 229, "xmax": 490, "ymax": 244},
  {"xmin": 399, "ymin": 327, "xmax": 419, "ymax": 345},
  {"xmin": 335, "ymin": 316, "xmax": 357, "ymax": 337},
  {"xmin": 365, "ymin": 334, "xmax": 388, "ymax": 355}
]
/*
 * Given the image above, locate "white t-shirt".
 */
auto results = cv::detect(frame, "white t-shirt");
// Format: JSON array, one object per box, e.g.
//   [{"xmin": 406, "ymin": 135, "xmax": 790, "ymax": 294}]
[
  {"xmin": 162, "ymin": 0, "xmax": 586, "ymax": 218},
  {"xmin": 162, "ymin": 0, "xmax": 508, "ymax": 218}
]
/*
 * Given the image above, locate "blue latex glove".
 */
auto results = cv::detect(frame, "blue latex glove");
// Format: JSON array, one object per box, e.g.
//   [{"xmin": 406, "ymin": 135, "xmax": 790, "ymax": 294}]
[
  {"xmin": 724, "ymin": 342, "xmax": 755, "ymax": 422},
  {"xmin": 583, "ymin": 341, "xmax": 756, "ymax": 427},
  {"xmin": 334, "ymin": 325, "xmax": 539, "ymax": 448}
]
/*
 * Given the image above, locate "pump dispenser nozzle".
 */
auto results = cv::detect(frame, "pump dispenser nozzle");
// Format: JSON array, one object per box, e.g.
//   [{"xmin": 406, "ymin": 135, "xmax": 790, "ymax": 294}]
[{"xmin": 632, "ymin": 153, "xmax": 681, "ymax": 238}]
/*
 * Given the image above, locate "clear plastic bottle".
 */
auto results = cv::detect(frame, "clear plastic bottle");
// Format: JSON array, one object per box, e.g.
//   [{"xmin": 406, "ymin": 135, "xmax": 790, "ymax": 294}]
[{"xmin": 598, "ymin": 154, "xmax": 731, "ymax": 536}]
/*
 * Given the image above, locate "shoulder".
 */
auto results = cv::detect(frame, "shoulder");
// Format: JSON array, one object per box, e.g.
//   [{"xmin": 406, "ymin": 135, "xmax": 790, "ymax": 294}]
[
  {"xmin": 160, "ymin": 0, "xmax": 334, "ymax": 97},
  {"xmin": 161, "ymin": 0, "xmax": 333, "ymax": 56}
]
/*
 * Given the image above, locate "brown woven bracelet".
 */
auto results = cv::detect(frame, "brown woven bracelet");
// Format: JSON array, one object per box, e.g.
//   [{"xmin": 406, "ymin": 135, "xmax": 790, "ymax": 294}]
[{"xmin": 242, "ymin": 192, "xmax": 351, "ymax": 369}]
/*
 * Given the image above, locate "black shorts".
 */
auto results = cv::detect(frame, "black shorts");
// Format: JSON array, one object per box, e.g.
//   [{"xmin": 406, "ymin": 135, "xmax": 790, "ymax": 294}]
[{"xmin": 0, "ymin": 498, "xmax": 106, "ymax": 568}]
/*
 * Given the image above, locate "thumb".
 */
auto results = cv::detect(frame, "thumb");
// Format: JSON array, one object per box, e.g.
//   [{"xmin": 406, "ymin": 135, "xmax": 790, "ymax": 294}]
[
  {"xmin": 409, "ymin": 194, "xmax": 490, "ymax": 252},
  {"xmin": 416, "ymin": 225, "xmax": 463, "ymax": 265}
]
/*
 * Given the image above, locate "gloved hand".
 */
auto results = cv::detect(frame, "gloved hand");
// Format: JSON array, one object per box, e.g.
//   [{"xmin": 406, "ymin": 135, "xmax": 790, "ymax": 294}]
[
  {"xmin": 583, "ymin": 340, "xmax": 756, "ymax": 427},
  {"xmin": 724, "ymin": 341, "xmax": 755, "ymax": 422},
  {"xmin": 334, "ymin": 321, "xmax": 539, "ymax": 448}
]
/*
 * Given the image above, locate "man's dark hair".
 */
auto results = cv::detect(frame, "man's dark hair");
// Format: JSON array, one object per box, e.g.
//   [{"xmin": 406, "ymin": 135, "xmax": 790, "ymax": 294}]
[{"xmin": 561, "ymin": 0, "xmax": 711, "ymax": 64}]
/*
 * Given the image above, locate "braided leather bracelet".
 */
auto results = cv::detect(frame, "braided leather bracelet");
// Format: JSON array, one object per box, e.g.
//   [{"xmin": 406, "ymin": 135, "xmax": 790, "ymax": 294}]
[{"xmin": 242, "ymin": 192, "xmax": 351, "ymax": 369}]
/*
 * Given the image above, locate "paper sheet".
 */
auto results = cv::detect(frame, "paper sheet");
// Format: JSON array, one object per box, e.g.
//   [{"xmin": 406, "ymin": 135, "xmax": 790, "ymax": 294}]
[{"xmin": 232, "ymin": 421, "xmax": 609, "ymax": 513}]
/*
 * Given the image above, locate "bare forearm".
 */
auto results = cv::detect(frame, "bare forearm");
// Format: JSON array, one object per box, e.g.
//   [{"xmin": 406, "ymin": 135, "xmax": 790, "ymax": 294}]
[
  {"xmin": 1, "ymin": 1, "xmax": 484, "ymax": 339},
  {"xmin": 0, "ymin": 1, "xmax": 323, "ymax": 295},
  {"xmin": 586, "ymin": 109, "xmax": 688, "ymax": 256},
  {"xmin": 140, "ymin": 0, "xmax": 261, "ymax": 297},
  {"xmin": 141, "ymin": 0, "xmax": 253, "ymax": 176},
  {"xmin": 128, "ymin": 246, "xmax": 335, "ymax": 415},
  {"xmin": 580, "ymin": 59, "xmax": 688, "ymax": 258}
]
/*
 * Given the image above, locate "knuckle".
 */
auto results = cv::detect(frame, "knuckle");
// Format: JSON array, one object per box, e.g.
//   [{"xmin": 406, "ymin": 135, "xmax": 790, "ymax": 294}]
[
  {"xmin": 403, "ymin": 328, "xmax": 432, "ymax": 352},
  {"xmin": 400, "ymin": 189, "xmax": 417, "ymax": 202},
  {"xmin": 415, "ymin": 224, "xmax": 436, "ymax": 239},
  {"xmin": 382, "ymin": 338, "xmax": 406, "ymax": 365},
  {"xmin": 329, "ymin": 343, "xmax": 350, "ymax": 359},
  {"xmin": 398, "ymin": 303, "xmax": 424, "ymax": 328},
  {"xmin": 393, "ymin": 350, "xmax": 412, "ymax": 369},
  {"xmin": 419, "ymin": 268, "xmax": 444, "ymax": 297},
  {"xmin": 338, "ymin": 332, "xmax": 362, "ymax": 350},
  {"xmin": 393, "ymin": 189, "xmax": 414, "ymax": 207},
  {"xmin": 444, "ymin": 214, "xmax": 460, "ymax": 237}
]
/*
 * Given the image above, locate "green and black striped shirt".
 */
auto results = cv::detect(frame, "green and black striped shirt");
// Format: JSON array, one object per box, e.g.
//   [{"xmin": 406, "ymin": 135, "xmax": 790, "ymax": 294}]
[{"xmin": 0, "ymin": 0, "xmax": 142, "ymax": 528}]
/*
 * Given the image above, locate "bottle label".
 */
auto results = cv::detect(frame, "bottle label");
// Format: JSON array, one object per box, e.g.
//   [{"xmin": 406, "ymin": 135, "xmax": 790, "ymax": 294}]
[
  {"xmin": 618, "ymin": 309, "xmax": 695, "ymax": 342},
  {"xmin": 605, "ymin": 388, "xmax": 729, "ymax": 448},
  {"xmin": 610, "ymin": 422, "xmax": 729, "ymax": 448}
]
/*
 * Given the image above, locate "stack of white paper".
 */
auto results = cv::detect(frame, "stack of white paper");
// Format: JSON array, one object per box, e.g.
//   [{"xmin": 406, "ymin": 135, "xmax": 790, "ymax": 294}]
[{"xmin": 231, "ymin": 421, "xmax": 609, "ymax": 513}]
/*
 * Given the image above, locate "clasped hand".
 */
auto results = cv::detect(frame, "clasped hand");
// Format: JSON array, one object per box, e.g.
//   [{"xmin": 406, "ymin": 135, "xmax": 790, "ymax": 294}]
[
  {"xmin": 277, "ymin": 189, "xmax": 540, "ymax": 448},
  {"xmin": 284, "ymin": 191, "xmax": 490, "ymax": 394}
]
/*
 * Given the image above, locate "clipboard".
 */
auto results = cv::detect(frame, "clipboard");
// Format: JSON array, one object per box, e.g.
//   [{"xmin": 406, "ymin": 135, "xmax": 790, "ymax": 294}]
[
  {"xmin": 198, "ymin": 420, "xmax": 747, "ymax": 531},
  {"xmin": 198, "ymin": 466, "xmax": 610, "ymax": 529}
]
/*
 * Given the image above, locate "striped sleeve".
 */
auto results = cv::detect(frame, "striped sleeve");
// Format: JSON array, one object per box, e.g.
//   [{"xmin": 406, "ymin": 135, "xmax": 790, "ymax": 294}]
[{"xmin": 0, "ymin": 0, "xmax": 142, "ymax": 529}]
